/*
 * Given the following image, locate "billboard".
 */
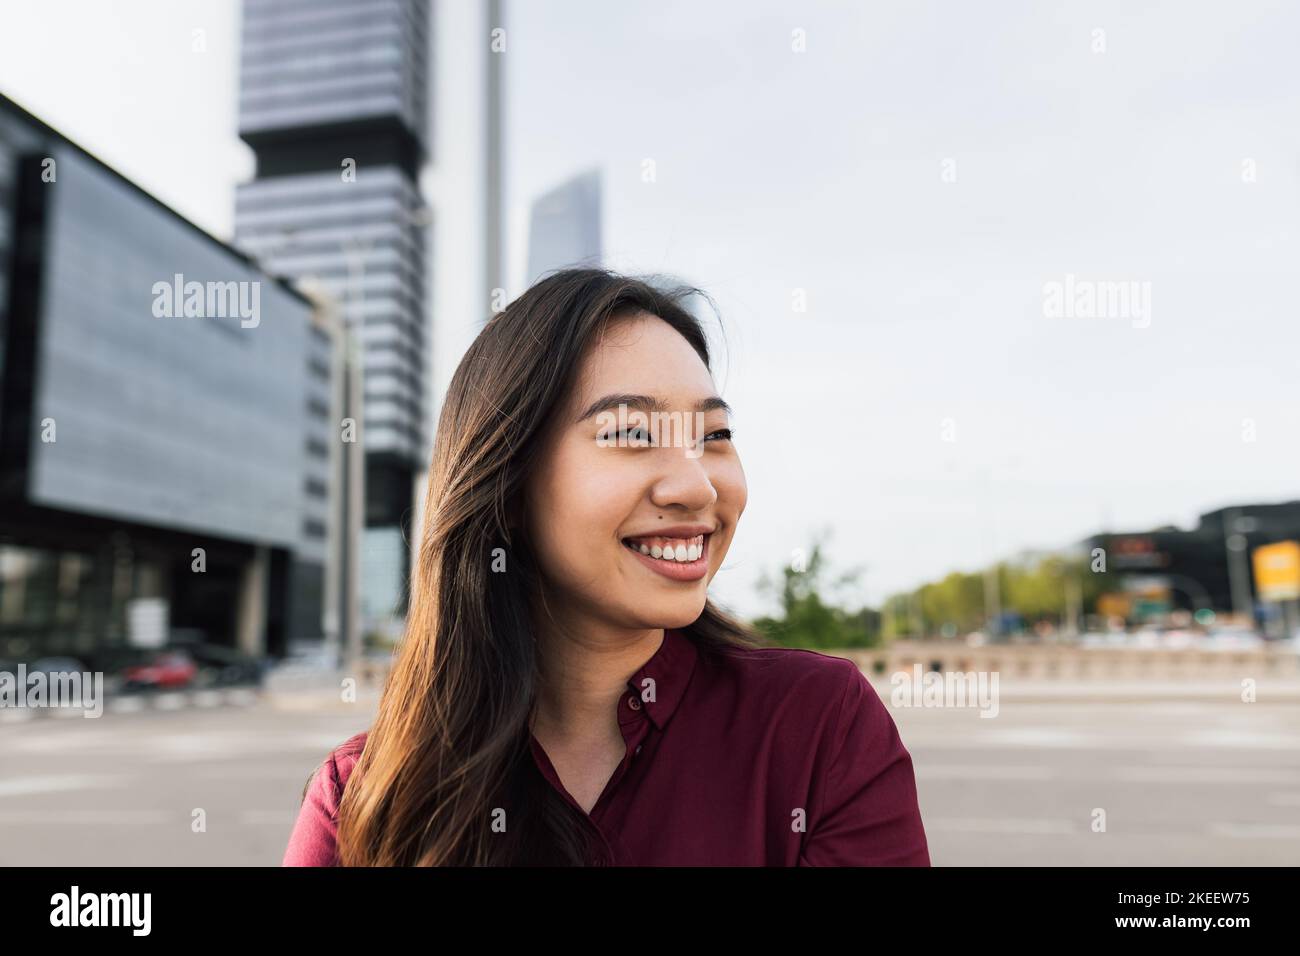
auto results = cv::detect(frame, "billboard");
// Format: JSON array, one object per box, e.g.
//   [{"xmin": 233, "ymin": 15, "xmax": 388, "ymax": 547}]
[{"xmin": 1252, "ymin": 541, "xmax": 1300, "ymax": 602}]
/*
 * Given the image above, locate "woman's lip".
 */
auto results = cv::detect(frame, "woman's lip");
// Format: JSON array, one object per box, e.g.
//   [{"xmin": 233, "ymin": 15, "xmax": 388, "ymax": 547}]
[
  {"xmin": 622, "ymin": 536, "xmax": 710, "ymax": 582},
  {"xmin": 622, "ymin": 524, "xmax": 717, "ymax": 540}
]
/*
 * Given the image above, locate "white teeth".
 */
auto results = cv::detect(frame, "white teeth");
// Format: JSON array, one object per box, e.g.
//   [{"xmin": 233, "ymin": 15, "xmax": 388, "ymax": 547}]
[{"xmin": 626, "ymin": 534, "xmax": 708, "ymax": 563}]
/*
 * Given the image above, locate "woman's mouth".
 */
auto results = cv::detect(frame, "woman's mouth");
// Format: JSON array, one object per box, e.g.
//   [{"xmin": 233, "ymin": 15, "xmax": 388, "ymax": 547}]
[{"xmin": 620, "ymin": 533, "xmax": 710, "ymax": 582}]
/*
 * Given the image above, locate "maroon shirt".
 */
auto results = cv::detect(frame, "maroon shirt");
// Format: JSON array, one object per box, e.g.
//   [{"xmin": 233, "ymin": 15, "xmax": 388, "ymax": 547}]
[{"xmin": 283, "ymin": 627, "xmax": 930, "ymax": 866}]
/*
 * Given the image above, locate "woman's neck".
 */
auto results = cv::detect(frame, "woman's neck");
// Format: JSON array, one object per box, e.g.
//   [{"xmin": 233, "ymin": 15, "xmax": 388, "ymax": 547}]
[{"xmin": 532, "ymin": 622, "xmax": 664, "ymax": 740}]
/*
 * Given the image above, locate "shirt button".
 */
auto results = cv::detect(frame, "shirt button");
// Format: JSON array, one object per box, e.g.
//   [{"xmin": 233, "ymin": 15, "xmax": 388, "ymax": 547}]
[
  {"xmin": 635, "ymin": 745, "xmax": 642, "ymax": 755},
  {"xmin": 627, "ymin": 696, "xmax": 641, "ymax": 711}
]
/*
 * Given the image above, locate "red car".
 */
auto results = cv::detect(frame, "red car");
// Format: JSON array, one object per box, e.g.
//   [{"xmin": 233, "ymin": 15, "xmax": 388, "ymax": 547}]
[{"xmin": 122, "ymin": 650, "xmax": 198, "ymax": 690}]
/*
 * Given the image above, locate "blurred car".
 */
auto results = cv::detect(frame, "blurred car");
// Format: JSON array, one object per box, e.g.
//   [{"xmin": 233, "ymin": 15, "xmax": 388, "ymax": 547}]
[
  {"xmin": 1131, "ymin": 628, "xmax": 1163, "ymax": 648},
  {"xmin": 1079, "ymin": 630, "xmax": 1131, "ymax": 647},
  {"xmin": 1200, "ymin": 627, "xmax": 1265, "ymax": 651},
  {"xmin": 1159, "ymin": 628, "xmax": 1198, "ymax": 649},
  {"xmin": 121, "ymin": 650, "xmax": 198, "ymax": 691},
  {"xmin": 184, "ymin": 643, "xmax": 268, "ymax": 688},
  {"xmin": 282, "ymin": 640, "xmax": 337, "ymax": 669}
]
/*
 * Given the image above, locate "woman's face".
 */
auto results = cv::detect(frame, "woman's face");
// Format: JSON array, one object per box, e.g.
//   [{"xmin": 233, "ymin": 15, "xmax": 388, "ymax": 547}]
[{"xmin": 524, "ymin": 311, "xmax": 747, "ymax": 633}]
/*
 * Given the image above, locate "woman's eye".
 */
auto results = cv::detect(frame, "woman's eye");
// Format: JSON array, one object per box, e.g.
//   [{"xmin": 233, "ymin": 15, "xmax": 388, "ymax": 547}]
[
  {"xmin": 600, "ymin": 427, "xmax": 652, "ymax": 445},
  {"xmin": 598, "ymin": 426, "xmax": 731, "ymax": 447}
]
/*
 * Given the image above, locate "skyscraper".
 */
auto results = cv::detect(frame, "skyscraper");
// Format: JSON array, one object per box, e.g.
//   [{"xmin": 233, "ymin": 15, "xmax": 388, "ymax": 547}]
[
  {"xmin": 234, "ymin": 0, "xmax": 431, "ymax": 625},
  {"xmin": 526, "ymin": 168, "xmax": 603, "ymax": 285}
]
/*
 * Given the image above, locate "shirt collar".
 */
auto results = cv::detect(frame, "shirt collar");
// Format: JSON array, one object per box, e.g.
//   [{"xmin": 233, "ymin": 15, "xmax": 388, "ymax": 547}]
[{"xmin": 625, "ymin": 627, "xmax": 698, "ymax": 731}]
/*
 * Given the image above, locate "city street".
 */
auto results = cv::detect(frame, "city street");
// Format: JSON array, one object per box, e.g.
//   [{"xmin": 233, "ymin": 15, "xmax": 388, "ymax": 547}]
[
  {"xmin": 0, "ymin": 695, "xmax": 375, "ymax": 866},
  {"xmin": 897, "ymin": 692, "xmax": 1300, "ymax": 866},
  {"xmin": 1, "ymin": 683, "xmax": 1297, "ymax": 866}
]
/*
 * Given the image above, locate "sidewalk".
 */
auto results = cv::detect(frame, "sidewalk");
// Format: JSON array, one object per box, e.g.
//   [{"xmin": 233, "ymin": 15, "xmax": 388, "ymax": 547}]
[
  {"xmin": 262, "ymin": 665, "xmax": 384, "ymax": 712},
  {"xmin": 867, "ymin": 676, "xmax": 1300, "ymax": 703}
]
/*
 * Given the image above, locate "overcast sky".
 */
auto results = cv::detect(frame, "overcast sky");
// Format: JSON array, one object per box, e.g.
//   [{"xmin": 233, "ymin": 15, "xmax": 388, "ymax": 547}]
[{"xmin": 3, "ymin": 0, "xmax": 1298, "ymax": 618}]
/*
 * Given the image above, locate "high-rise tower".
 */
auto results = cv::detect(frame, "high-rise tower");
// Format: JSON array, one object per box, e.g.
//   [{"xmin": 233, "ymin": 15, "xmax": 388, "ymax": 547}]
[{"xmin": 234, "ymin": 0, "xmax": 431, "ymax": 624}]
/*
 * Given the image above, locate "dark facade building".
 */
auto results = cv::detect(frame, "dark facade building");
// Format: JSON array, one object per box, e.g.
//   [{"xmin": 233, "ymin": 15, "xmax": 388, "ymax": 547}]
[
  {"xmin": 0, "ymin": 94, "xmax": 336, "ymax": 667},
  {"xmin": 234, "ymin": 0, "xmax": 431, "ymax": 624},
  {"xmin": 1087, "ymin": 500, "xmax": 1300, "ymax": 624}
]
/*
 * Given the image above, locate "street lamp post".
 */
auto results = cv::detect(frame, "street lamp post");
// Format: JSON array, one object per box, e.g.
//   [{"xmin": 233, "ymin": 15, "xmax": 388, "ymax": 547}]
[{"xmin": 1224, "ymin": 508, "xmax": 1256, "ymax": 627}]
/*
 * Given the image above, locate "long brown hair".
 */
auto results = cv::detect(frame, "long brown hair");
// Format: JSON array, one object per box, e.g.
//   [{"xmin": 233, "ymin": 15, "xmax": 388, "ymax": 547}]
[{"xmin": 334, "ymin": 269, "xmax": 765, "ymax": 865}]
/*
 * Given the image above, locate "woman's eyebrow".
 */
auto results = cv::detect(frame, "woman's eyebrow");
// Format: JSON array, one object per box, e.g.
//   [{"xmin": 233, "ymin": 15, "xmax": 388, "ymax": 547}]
[{"xmin": 574, "ymin": 393, "xmax": 733, "ymax": 424}]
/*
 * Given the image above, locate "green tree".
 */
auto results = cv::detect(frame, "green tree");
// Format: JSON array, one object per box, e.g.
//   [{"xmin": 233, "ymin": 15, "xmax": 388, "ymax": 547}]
[{"xmin": 750, "ymin": 535, "xmax": 882, "ymax": 649}]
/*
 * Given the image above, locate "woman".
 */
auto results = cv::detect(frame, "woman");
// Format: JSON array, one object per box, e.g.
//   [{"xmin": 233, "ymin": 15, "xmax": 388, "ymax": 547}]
[{"xmin": 283, "ymin": 268, "xmax": 930, "ymax": 866}]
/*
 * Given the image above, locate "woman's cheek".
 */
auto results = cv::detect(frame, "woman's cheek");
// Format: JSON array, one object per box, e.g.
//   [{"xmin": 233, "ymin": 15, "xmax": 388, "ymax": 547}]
[{"xmin": 714, "ymin": 456, "xmax": 748, "ymax": 520}]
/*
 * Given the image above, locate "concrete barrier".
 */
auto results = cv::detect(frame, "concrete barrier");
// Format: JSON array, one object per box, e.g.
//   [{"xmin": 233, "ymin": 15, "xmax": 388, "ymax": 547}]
[{"xmin": 837, "ymin": 641, "xmax": 1300, "ymax": 681}]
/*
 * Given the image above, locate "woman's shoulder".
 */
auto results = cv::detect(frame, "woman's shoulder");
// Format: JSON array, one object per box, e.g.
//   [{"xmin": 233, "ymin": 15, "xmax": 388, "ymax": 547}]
[
  {"xmin": 711, "ymin": 640, "xmax": 867, "ymax": 703},
  {"xmin": 332, "ymin": 729, "xmax": 368, "ymax": 762},
  {"xmin": 698, "ymin": 640, "xmax": 882, "ymax": 740},
  {"xmin": 326, "ymin": 730, "xmax": 368, "ymax": 787},
  {"xmin": 283, "ymin": 730, "xmax": 369, "ymax": 867},
  {"xmin": 304, "ymin": 730, "xmax": 369, "ymax": 808}
]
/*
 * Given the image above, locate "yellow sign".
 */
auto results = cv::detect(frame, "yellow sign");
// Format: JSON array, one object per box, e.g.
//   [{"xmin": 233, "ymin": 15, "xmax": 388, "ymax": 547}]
[
  {"xmin": 1253, "ymin": 541, "xmax": 1300, "ymax": 602},
  {"xmin": 1097, "ymin": 592, "xmax": 1131, "ymax": 618}
]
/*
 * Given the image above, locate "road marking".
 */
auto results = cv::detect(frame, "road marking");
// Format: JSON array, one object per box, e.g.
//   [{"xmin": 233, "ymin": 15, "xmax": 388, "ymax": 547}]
[
  {"xmin": 239, "ymin": 810, "xmax": 298, "ymax": 825},
  {"xmin": 1208, "ymin": 823, "xmax": 1300, "ymax": 840},
  {"xmin": 1116, "ymin": 767, "xmax": 1300, "ymax": 784},
  {"xmin": 193, "ymin": 766, "xmax": 315, "ymax": 780},
  {"xmin": 0, "ymin": 774, "xmax": 129, "ymax": 798},
  {"xmin": 1183, "ymin": 729, "xmax": 1300, "ymax": 750},
  {"xmin": 916, "ymin": 764, "xmax": 1054, "ymax": 780},
  {"xmin": 980, "ymin": 729, "xmax": 1093, "ymax": 747},
  {"xmin": 907, "ymin": 729, "xmax": 1300, "ymax": 751},
  {"xmin": 0, "ymin": 810, "xmax": 171, "ymax": 824},
  {"xmin": 927, "ymin": 816, "xmax": 1078, "ymax": 834}
]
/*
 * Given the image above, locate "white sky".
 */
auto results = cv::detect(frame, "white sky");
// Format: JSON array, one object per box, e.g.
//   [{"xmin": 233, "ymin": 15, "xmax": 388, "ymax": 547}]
[{"xmin": 2, "ymin": 0, "xmax": 1298, "ymax": 618}]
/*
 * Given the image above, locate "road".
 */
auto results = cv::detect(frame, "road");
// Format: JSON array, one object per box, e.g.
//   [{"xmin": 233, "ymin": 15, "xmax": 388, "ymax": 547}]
[
  {"xmin": 0, "ymin": 685, "xmax": 1297, "ymax": 865},
  {"xmin": 896, "ymin": 692, "xmax": 1300, "ymax": 865}
]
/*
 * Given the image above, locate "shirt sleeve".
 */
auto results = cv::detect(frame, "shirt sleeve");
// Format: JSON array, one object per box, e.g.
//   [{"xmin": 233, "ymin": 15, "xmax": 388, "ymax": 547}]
[
  {"xmin": 282, "ymin": 751, "xmax": 344, "ymax": 867},
  {"xmin": 798, "ymin": 662, "xmax": 931, "ymax": 866}
]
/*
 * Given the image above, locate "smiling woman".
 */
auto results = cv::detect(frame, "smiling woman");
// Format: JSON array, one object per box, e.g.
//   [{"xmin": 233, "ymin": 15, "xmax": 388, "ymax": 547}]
[{"xmin": 283, "ymin": 268, "xmax": 930, "ymax": 867}]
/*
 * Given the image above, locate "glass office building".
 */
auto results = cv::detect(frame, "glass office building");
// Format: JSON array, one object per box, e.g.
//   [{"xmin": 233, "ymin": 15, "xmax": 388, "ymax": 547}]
[
  {"xmin": 0, "ymin": 94, "xmax": 335, "ymax": 666},
  {"xmin": 234, "ymin": 0, "xmax": 431, "ymax": 625},
  {"xmin": 526, "ymin": 169, "xmax": 603, "ymax": 286}
]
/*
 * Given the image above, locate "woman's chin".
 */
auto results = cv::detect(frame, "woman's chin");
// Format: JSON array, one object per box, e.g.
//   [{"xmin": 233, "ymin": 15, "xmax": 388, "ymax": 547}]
[{"xmin": 631, "ymin": 597, "xmax": 707, "ymax": 631}]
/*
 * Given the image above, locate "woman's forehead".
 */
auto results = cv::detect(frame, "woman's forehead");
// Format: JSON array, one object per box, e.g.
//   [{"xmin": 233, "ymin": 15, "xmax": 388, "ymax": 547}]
[{"xmin": 577, "ymin": 313, "xmax": 712, "ymax": 392}]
